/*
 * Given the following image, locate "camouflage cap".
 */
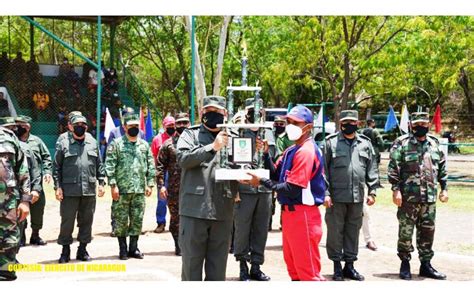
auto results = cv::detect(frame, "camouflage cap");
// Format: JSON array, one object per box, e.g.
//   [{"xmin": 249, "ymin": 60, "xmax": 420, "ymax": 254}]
[
  {"xmin": 274, "ymin": 115, "xmax": 286, "ymax": 123},
  {"xmin": 123, "ymin": 114, "xmax": 140, "ymax": 126},
  {"xmin": 121, "ymin": 107, "xmax": 135, "ymax": 116},
  {"xmin": 245, "ymin": 97, "xmax": 264, "ymax": 110},
  {"xmin": 68, "ymin": 111, "xmax": 83, "ymax": 123},
  {"xmin": 15, "ymin": 115, "xmax": 32, "ymax": 124},
  {"xmin": 71, "ymin": 115, "xmax": 87, "ymax": 125},
  {"xmin": 175, "ymin": 112, "xmax": 190, "ymax": 123},
  {"xmin": 411, "ymin": 112, "xmax": 429, "ymax": 124},
  {"xmin": 0, "ymin": 117, "xmax": 16, "ymax": 126},
  {"xmin": 202, "ymin": 96, "xmax": 226, "ymax": 110},
  {"xmin": 340, "ymin": 110, "xmax": 359, "ymax": 121}
]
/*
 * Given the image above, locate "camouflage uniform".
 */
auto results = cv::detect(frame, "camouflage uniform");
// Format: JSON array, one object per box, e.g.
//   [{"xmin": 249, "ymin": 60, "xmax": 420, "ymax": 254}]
[
  {"xmin": 105, "ymin": 131, "xmax": 155, "ymax": 237},
  {"xmin": 0, "ymin": 124, "xmax": 31, "ymax": 281},
  {"xmin": 388, "ymin": 117, "xmax": 447, "ymax": 263}
]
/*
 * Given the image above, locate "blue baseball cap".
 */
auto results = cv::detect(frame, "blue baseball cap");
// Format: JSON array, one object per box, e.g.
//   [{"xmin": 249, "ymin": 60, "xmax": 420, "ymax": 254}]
[{"xmin": 285, "ymin": 105, "xmax": 313, "ymax": 124}]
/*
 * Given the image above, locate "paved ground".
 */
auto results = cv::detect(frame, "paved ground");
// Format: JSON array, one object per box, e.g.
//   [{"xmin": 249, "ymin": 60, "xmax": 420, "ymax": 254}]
[{"xmin": 15, "ymin": 180, "xmax": 474, "ymax": 281}]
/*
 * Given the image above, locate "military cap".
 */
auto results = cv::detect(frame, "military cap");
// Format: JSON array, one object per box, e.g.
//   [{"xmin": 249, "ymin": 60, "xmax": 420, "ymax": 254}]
[
  {"xmin": 15, "ymin": 115, "xmax": 32, "ymax": 124},
  {"xmin": 0, "ymin": 117, "xmax": 16, "ymax": 126},
  {"xmin": 175, "ymin": 112, "xmax": 190, "ymax": 123},
  {"xmin": 340, "ymin": 110, "xmax": 359, "ymax": 121},
  {"xmin": 202, "ymin": 96, "xmax": 226, "ymax": 110},
  {"xmin": 124, "ymin": 114, "xmax": 140, "ymax": 126},
  {"xmin": 71, "ymin": 115, "xmax": 87, "ymax": 125},
  {"xmin": 245, "ymin": 97, "xmax": 264, "ymax": 109},
  {"xmin": 411, "ymin": 112, "xmax": 429, "ymax": 124},
  {"xmin": 274, "ymin": 115, "xmax": 286, "ymax": 123},
  {"xmin": 121, "ymin": 107, "xmax": 135, "ymax": 116},
  {"xmin": 68, "ymin": 111, "xmax": 83, "ymax": 123},
  {"xmin": 366, "ymin": 118, "xmax": 375, "ymax": 123}
]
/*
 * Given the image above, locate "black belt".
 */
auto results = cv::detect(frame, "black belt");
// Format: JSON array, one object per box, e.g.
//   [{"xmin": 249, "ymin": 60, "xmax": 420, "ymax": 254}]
[{"xmin": 281, "ymin": 204, "xmax": 296, "ymax": 212}]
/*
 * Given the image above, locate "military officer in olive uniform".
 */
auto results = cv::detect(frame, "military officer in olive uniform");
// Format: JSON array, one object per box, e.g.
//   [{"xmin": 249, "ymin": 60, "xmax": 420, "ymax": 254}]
[
  {"xmin": 177, "ymin": 96, "xmax": 238, "ymax": 281},
  {"xmin": 0, "ymin": 119, "xmax": 31, "ymax": 281},
  {"xmin": 105, "ymin": 114, "xmax": 155, "ymax": 260},
  {"xmin": 323, "ymin": 110, "xmax": 378, "ymax": 281},
  {"xmin": 53, "ymin": 115, "xmax": 105, "ymax": 263},
  {"xmin": 233, "ymin": 98, "xmax": 275, "ymax": 281},
  {"xmin": 0, "ymin": 117, "xmax": 41, "ymax": 249},
  {"xmin": 15, "ymin": 115, "xmax": 52, "ymax": 246},
  {"xmin": 388, "ymin": 112, "xmax": 448, "ymax": 280}
]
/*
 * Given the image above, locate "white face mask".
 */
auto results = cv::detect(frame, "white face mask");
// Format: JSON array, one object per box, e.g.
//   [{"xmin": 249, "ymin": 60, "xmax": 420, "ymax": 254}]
[{"xmin": 286, "ymin": 124, "xmax": 303, "ymax": 141}]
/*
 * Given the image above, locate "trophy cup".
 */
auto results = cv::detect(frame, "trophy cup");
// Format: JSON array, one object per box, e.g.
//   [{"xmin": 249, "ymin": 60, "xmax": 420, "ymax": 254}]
[{"xmin": 215, "ymin": 48, "xmax": 270, "ymax": 181}]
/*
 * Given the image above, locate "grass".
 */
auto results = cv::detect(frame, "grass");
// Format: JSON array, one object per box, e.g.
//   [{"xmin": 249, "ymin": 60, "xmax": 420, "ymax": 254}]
[
  {"xmin": 459, "ymin": 145, "xmax": 474, "ymax": 155},
  {"xmin": 375, "ymin": 185, "xmax": 474, "ymax": 212}
]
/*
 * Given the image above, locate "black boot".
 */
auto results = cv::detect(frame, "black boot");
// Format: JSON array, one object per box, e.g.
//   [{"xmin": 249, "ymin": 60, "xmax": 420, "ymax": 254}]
[
  {"xmin": 239, "ymin": 260, "xmax": 251, "ymax": 281},
  {"xmin": 19, "ymin": 229, "xmax": 26, "ymax": 247},
  {"xmin": 58, "ymin": 245, "xmax": 70, "ymax": 263},
  {"xmin": 128, "ymin": 235, "xmax": 144, "ymax": 259},
  {"xmin": 333, "ymin": 261, "xmax": 344, "ymax": 281},
  {"xmin": 30, "ymin": 229, "xmax": 47, "ymax": 246},
  {"xmin": 76, "ymin": 243, "xmax": 92, "ymax": 261},
  {"xmin": 343, "ymin": 262, "xmax": 365, "ymax": 281},
  {"xmin": 250, "ymin": 263, "xmax": 271, "ymax": 281},
  {"xmin": 118, "ymin": 237, "xmax": 128, "ymax": 260},
  {"xmin": 419, "ymin": 261, "xmax": 446, "ymax": 280},
  {"xmin": 0, "ymin": 270, "xmax": 17, "ymax": 281},
  {"xmin": 399, "ymin": 260, "xmax": 412, "ymax": 280},
  {"xmin": 172, "ymin": 234, "xmax": 181, "ymax": 256}
]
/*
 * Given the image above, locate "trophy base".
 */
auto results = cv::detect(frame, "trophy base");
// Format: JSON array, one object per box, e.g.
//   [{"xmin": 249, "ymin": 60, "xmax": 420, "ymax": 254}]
[{"xmin": 215, "ymin": 169, "xmax": 270, "ymax": 181}]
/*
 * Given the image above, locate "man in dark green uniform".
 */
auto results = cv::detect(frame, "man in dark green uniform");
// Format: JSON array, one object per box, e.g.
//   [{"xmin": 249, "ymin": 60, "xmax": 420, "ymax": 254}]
[
  {"xmin": 0, "ymin": 119, "xmax": 30, "ymax": 281},
  {"xmin": 53, "ymin": 115, "xmax": 105, "ymax": 263},
  {"xmin": 388, "ymin": 112, "xmax": 448, "ymax": 280},
  {"xmin": 233, "ymin": 98, "xmax": 274, "ymax": 281},
  {"xmin": 15, "ymin": 115, "xmax": 52, "ymax": 246},
  {"xmin": 323, "ymin": 110, "xmax": 379, "ymax": 281},
  {"xmin": 0, "ymin": 117, "xmax": 41, "ymax": 250},
  {"xmin": 177, "ymin": 96, "xmax": 237, "ymax": 281}
]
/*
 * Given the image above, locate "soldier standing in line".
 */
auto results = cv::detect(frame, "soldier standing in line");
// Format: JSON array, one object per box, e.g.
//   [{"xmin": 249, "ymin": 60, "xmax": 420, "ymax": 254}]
[
  {"xmin": 105, "ymin": 114, "xmax": 155, "ymax": 260},
  {"xmin": 388, "ymin": 112, "xmax": 448, "ymax": 280},
  {"xmin": 233, "ymin": 98, "xmax": 274, "ymax": 281},
  {"xmin": 0, "ymin": 117, "xmax": 41, "ymax": 250},
  {"xmin": 323, "ymin": 110, "xmax": 379, "ymax": 281},
  {"xmin": 0, "ymin": 120, "xmax": 31, "ymax": 281},
  {"xmin": 53, "ymin": 115, "xmax": 105, "ymax": 263},
  {"xmin": 156, "ymin": 112, "xmax": 190, "ymax": 256},
  {"xmin": 15, "ymin": 115, "xmax": 52, "ymax": 246},
  {"xmin": 177, "ymin": 96, "xmax": 238, "ymax": 281}
]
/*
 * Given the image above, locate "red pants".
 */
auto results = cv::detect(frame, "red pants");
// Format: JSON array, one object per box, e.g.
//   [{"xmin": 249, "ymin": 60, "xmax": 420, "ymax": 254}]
[{"xmin": 282, "ymin": 205, "xmax": 325, "ymax": 281}]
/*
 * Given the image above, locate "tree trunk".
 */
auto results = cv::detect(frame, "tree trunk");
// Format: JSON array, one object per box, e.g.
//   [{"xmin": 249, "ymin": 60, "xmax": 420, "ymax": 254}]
[
  {"xmin": 184, "ymin": 16, "xmax": 207, "ymax": 110},
  {"xmin": 459, "ymin": 67, "xmax": 474, "ymax": 126},
  {"xmin": 212, "ymin": 16, "xmax": 232, "ymax": 96}
]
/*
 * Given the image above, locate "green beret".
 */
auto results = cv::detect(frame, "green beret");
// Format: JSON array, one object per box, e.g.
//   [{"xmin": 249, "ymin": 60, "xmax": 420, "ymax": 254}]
[{"xmin": 340, "ymin": 110, "xmax": 359, "ymax": 121}]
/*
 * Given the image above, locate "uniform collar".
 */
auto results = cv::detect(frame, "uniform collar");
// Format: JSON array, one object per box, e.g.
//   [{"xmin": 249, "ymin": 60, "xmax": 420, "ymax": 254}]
[{"xmin": 337, "ymin": 132, "xmax": 363, "ymax": 142}]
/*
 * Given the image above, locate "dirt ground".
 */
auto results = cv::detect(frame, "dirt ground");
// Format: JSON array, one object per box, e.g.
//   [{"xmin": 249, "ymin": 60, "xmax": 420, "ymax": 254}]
[{"xmin": 15, "ymin": 178, "xmax": 473, "ymax": 281}]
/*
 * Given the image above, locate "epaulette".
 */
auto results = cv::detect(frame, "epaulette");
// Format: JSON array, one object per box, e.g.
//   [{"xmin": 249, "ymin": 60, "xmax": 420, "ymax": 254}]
[
  {"xmin": 188, "ymin": 124, "xmax": 201, "ymax": 129},
  {"xmin": 396, "ymin": 134, "xmax": 410, "ymax": 143},
  {"xmin": 427, "ymin": 134, "xmax": 440, "ymax": 144},
  {"xmin": 325, "ymin": 133, "xmax": 338, "ymax": 140},
  {"xmin": 358, "ymin": 133, "xmax": 371, "ymax": 142}
]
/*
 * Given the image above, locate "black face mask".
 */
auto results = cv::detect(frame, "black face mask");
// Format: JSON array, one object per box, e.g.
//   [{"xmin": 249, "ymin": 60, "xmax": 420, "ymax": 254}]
[
  {"xmin": 16, "ymin": 126, "xmax": 28, "ymax": 138},
  {"xmin": 274, "ymin": 126, "xmax": 285, "ymax": 135},
  {"xmin": 166, "ymin": 127, "xmax": 176, "ymax": 136},
  {"xmin": 127, "ymin": 127, "xmax": 139, "ymax": 137},
  {"xmin": 413, "ymin": 125, "xmax": 429, "ymax": 138},
  {"xmin": 202, "ymin": 111, "xmax": 224, "ymax": 129},
  {"xmin": 246, "ymin": 111, "xmax": 255, "ymax": 123},
  {"xmin": 73, "ymin": 125, "xmax": 86, "ymax": 137},
  {"xmin": 341, "ymin": 123, "xmax": 358, "ymax": 135},
  {"xmin": 176, "ymin": 126, "xmax": 186, "ymax": 135},
  {"xmin": 0, "ymin": 99, "xmax": 8, "ymax": 108}
]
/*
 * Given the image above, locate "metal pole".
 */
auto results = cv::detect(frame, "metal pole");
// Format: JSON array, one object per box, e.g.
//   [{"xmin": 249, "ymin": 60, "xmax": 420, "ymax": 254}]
[
  {"xmin": 96, "ymin": 16, "xmax": 102, "ymax": 142},
  {"xmin": 110, "ymin": 24, "xmax": 116, "ymax": 69},
  {"xmin": 190, "ymin": 16, "xmax": 196, "ymax": 124},
  {"xmin": 21, "ymin": 16, "xmax": 99, "ymax": 69},
  {"xmin": 322, "ymin": 102, "xmax": 326, "ymax": 139},
  {"xmin": 8, "ymin": 16, "xmax": 11, "ymax": 57},
  {"xmin": 29, "ymin": 18, "xmax": 34, "ymax": 60},
  {"xmin": 72, "ymin": 21, "xmax": 75, "ymax": 65}
]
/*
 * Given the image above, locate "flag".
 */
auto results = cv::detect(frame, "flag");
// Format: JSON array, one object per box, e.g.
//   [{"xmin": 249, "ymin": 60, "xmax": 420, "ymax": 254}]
[
  {"xmin": 104, "ymin": 108, "xmax": 116, "ymax": 143},
  {"xmin": 384, "ymin": 106, "xmax": 399, "ymax": 132},
  {"xmin": 432, "ymin": 104, "xmax": 442, "ymax": 133},
  {"xmin": 139, "ymin": 107, "xmax": 145, "ymax": 132},
  {"xmin": 145, "ymin": 108, "xmax": 154, "ymax": 141},
  {"xmin": 314, "ymin": 107, "xmax": 323, "ymax": 128},
  {"xmin": 400, "ymin": 103, "xmax": 410, "ymax": 134}
]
